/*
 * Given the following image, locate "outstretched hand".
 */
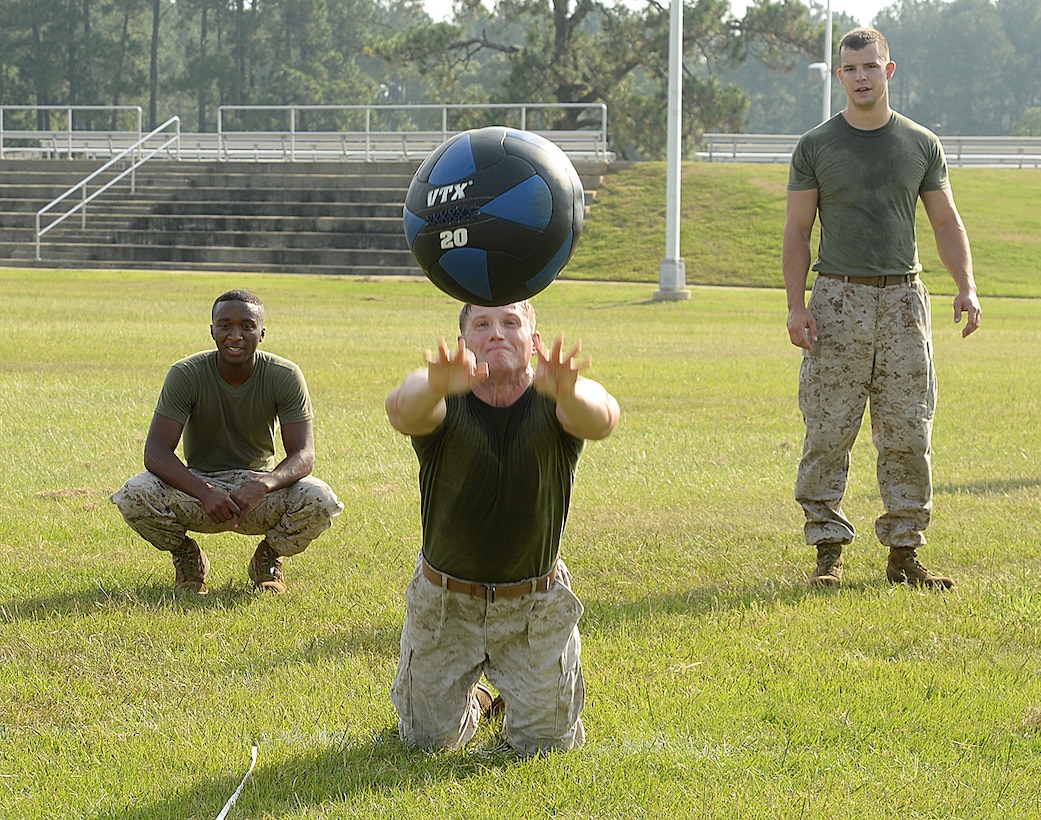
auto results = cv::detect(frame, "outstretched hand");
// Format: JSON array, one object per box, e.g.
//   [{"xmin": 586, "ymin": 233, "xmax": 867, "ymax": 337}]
[
  {"xmin": 534, "ymin": 333, "xmax": 590, "ymax": 401},
  {"xmin": 425, "ymin": 337, "xmax": 489, "ymax": 397}
]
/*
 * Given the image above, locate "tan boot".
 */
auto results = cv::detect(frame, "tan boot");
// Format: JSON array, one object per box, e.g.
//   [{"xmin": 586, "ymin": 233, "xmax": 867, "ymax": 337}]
[
  {"xmin": 886, "ymin": 548, "xmax": 954, "ymax": 590},
  {"xmin": 248, "ymin": 539, "xmax": 286, "ymax": 593},
  {"xmin": 171, "ymin": 536, "xmax": 209, "ymax": 595},
  {"xmin": 474, "ymin": 682, "xmax": 504, "ymax": 721},
  {"xmin": 810, "ymin": 543, "xmax": 843, "ymax": 588}
]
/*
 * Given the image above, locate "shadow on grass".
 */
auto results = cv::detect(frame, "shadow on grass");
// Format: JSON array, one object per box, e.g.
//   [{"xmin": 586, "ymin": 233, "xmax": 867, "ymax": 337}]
[
  {"xmin": 89, "ymin": 727, "xmax": 518, "ymax": 820},
  {"xmin": 580, "ymin": 571, "xmax": 966, "ymax": 636},
  {"xmin": 934, "ymin": 477, "xmax": 1041, "ymax": 495},
  {"xmin": 580, "ymin": 578, "xmax": 816, "ymax": 634},
  {"xmin": 0, "ymin": 579, "xmax": 258, "ymax": 622}
]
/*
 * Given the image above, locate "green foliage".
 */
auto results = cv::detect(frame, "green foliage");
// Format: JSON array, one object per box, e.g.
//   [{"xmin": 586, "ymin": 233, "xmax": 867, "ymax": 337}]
[
  {"xmin": 1013, "ymin": 107, "xmax": 1041, "ymax": 137},
  {"xmin": 878, "ymin": 0, "xmax": 1041, "ymax": 135},
  {"xmin": 3, "ymin": 0, "xmax": 1041, "ymax": 149},
  {"xmin": 1, "ymin": 266, "xmax": 1041, "ymax": 817}
]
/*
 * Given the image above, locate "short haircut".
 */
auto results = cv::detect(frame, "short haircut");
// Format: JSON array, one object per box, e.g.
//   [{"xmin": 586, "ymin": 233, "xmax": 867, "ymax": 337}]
[
  {"xmin": 212, "ymin": 289, "xmax": 264, "ymax": 319},
  {"xmin": 839, "ymin": 28, "xmax": 889, "ymax": 61},
  {"xmin": 458, "ymin": 300, "xmax": 536, "ymax": 335}
]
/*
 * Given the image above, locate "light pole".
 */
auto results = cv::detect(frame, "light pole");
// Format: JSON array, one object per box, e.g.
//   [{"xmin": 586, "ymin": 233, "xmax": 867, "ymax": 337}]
[
  {"xmin": 807, "ymin": 0, "xmax": 833, "ymax": 124},
  {"xmin": 654, "ymin": 0, "xmax": 690, "ymax": 302}
]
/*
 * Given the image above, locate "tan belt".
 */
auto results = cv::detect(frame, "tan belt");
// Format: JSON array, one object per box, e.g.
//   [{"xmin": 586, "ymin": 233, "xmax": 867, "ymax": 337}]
[
  {"xmin": 421, "ymin": 557, "xmax": 556, "ymax": 602},
  {"xmin": 818, "ymin": 273, "xmax": 917, "ymax": 288}
]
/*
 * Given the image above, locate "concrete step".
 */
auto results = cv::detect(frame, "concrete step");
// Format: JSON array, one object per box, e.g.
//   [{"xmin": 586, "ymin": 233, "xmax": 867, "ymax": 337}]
[
  {"xmin": 26, "ymin": 239, "xmax": 417, "ymax": 269},
  {"xmin": 108, "ymin": 227, "xmax": 409, "ymax": 250},
  {"xmin": 122, "ymin": 218, "xmax": 405, "ymax": 238},
  {"xmin": 17, "ymin": 259, "xmax": 423, "ymax": 277},
  {"xmin": 0, "ymin": 156, "xmax": 605, "ymax": 273}
]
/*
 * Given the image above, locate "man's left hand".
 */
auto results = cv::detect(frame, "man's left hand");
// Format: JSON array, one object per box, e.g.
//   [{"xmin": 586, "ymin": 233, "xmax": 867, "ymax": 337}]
[
  {"xmin": 953, "ymin": 291, "xmax": 982, "ymax": 337},
  {"xmin": 534, "ymin": 333, "xmax": 589, "ymax": 401},
  {"xmin": 230, "ymin": 480, "xmax": 268, "ymax": 526}
]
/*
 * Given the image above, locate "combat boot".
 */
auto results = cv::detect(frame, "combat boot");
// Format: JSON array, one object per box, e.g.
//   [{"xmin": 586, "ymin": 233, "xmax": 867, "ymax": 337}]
[
  {"xmin": 248, "ymin": 539, "xmax": 286, "ymax": 593},
  {"xmin": 171, "ymin": 536, "xmax": 209, "ymax": 595},
  {"xmin": 474, "ymin": 682, "xmax": 505, "ymax": 721},
  {"xmin": 810, "ymin": 543, "xmax": 843, "ymax": 588},
  {"xmin": 886, "ymin": 548, "xmax": 954, "ymax": 590}
]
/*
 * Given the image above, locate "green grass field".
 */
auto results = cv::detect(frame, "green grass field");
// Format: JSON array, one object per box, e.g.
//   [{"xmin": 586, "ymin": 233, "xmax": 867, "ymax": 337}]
[{"xmin": 2, "ymin": 163, "xmax": 1040, "ymax": 818}]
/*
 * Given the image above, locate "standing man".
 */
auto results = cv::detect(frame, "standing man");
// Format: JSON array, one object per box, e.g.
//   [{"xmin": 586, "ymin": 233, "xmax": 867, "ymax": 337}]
[
  {"xmin": 783, "ymin": 28, "xmax": 981, "ymax": 589},
  {"xmin": 111, "ymin": 289, "xmax": 342, "ymax": 594},
  {"xmin": 385, "ymin": 301, "xmax": 619, "ymax": 755}
]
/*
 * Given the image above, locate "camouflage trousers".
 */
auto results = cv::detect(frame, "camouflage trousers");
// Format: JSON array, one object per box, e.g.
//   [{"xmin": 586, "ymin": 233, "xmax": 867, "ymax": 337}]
[
  {"xmin": 796, "ymin": 275, "xmax": 936, "ymax": 549},
  {"xmin": 391, "ymin": 555, "xmax": 585, "ymax": 756},
  {"xmin": 110, "ymin": 469, "xmax": 342, "ymax": 556}
]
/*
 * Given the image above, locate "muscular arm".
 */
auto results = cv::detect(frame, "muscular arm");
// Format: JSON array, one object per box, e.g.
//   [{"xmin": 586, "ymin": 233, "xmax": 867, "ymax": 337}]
[
  {"xmin": 143, "ymin": 412, "xmax": 240, "ymax": 523},
  {"xmin": 141, "ymin": 412, "xmax": 315, "ymax": 526},
  {"xmin": 783, "ymin": 188, "xmax": 820, "ymax": 351},
  {"xmin": 385, "ymin": 367, "xmax": 449, "ymax": 436},
  {"xmin": 385, "ymin": 337, "xmax": 488, "ymax": 436},
  {"xmin": 554, "ymin": 376, "xmax": 620, "ymax": 441},
  {"xmin": 227, "ymin": 420, "xmax": 315, "ymax": 521},
  {"xmin": 143, "ymin": 412, "xmax": 203, "ymax": 497},
  {"xmin": 535, "ymin": 334, "xmax": 620, "ymax": 441},
  {"xmin": 921, "ymin": 187, "xmax": 981, "ymax": 337}
]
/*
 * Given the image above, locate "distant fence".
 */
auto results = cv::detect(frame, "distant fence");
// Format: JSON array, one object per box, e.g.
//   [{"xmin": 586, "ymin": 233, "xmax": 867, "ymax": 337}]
[
  {"xmin": 1, "ymin": 103, "xmax": 613, "ymax": 163},
  {"xmin": 698, "ymin": 132, "xmax": 1041, "ymax": 168},
  {"xmin": 0, "ymin": 105, "xmax": 143, "ymax": 160}
]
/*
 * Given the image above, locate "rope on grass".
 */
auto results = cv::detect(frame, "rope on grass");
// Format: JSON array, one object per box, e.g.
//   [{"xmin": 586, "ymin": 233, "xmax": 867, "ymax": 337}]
[{"xmin": 216, "ymin": 745, "xmax": 258, "ymax": 820}]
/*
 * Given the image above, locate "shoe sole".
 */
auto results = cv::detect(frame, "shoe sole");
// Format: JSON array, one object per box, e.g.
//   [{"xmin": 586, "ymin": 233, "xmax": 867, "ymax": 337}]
[
  {"xmin": 886, "ymin": 570, "xmax": 954, "ymax": 590},
  {"xmin": 252, "ymin": 579, "xmax": 286, "ymax": 594}
]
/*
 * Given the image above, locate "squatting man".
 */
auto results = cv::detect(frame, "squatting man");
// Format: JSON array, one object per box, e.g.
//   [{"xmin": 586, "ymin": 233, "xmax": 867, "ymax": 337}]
[
  {"xmin": 111, "ymin": 289, "xmax": 343, "ymax": 594},
  {"xmin": 385, "ymin": 300, "xmax": 620, "ymax": 755}
]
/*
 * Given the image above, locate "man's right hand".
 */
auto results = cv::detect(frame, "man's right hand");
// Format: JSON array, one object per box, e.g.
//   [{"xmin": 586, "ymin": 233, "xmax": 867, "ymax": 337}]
[
  {"xmin": 425, "ymin": 337, "xmax": 489, "ymax": 397},
  {"xmin": 200, "ymin": 484, "xmax": 241, "ymax": 524},
  {"xmin": 787, "ymin": 305, "xmax": 818, "ymax": 351}
]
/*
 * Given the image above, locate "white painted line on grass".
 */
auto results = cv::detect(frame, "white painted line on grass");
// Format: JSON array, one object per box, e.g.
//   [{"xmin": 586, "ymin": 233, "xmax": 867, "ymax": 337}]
[{"xmin": 216, "ymin": 745, "xmax": 258, "ymax": 820}]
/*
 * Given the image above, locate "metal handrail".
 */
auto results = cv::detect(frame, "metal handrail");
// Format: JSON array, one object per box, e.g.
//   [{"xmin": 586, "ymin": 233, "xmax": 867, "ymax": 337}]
[
  {"xmin": 35, "ymin": 116, "xmax": 181, "ymax": 261},
  {"xmin": 216, "ymin": 102, "xmax": 610, "ymax": 161},
  {"xmin": 1, "ymin": 105, "xmax": 142, "ymax": 159}
]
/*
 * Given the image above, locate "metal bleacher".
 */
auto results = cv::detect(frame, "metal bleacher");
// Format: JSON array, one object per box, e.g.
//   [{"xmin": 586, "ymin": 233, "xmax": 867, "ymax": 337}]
[
  {"xmin": 698, "ymin": 132, "xmax": 1041, "ymax": 168},
  {"xmin": 0, "ymin": 103, "xmax": 613, "ymax": 273},
  {"xmin": 1, "ymin": 103, "xmax": 614, "ymax": 164}
]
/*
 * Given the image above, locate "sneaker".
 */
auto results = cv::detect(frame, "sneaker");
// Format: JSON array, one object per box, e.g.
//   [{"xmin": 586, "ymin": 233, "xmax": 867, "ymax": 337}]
[
  {"xmin": 886, "ymin": 548, "xmax": 954, "ymax": 590},
  {"xmin": 810, "ymin": 543, "xmax": 843, "ymax": 588},
  {"xmin": 474, "ymin": 682, "xmax": 505, "ymax": 721},
  {"xmin": 171, "ymin": 537, "xmax": 209, "ymax": 595},
  {"xmin": 248, "ymin": 539, "xmax": 286, "ymax": 593}
]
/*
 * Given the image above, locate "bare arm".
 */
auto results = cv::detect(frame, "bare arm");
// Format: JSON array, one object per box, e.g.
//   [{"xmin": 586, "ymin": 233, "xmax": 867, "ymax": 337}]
[
  {"xmin": 228, "ymin": 420, "xmax": 315, "ymax": 524},
  {"xmin": 143, "ymin": 412, "xmax": 242, "ymax": 524},
  {"xmin": 921, "ymin": 187, "xmax": 981, "ymax": 337},
  {"xmin": 534, "ymin": 334, "xmax": 620, "ymax": 441},
  {"xmin": 142, "ymin": 412, "xmax": 315, "ymax": 526},
  {"xmin": 385, "ymin": 337, "xmax": 489, "ymax": 436},
  {"xmin": 783, "ymin": 188, "xmax": 820, "ymax": 351}
]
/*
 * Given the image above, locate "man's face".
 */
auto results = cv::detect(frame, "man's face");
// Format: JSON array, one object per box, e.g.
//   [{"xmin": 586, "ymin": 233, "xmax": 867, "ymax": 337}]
[
  {"xmin": 210, "ymin": 299, "xmax": 265, "ymax": 368},
  {"xmin": 837, "ymin": 42, "xmax": 894, "ymax": 110},
  {"xmin": 461, "ymin": 304, "xmax": 539, "ymax": 376}
]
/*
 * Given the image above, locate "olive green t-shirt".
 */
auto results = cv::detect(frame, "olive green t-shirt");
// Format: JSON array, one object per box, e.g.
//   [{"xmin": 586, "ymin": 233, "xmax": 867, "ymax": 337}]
[
  {"xmin": 155, "ymin": 350, "xmax": 313, "ymax": 473},
  {"xmin": 788, "ymin": 111, "xmax": 949, "ymax": 277},
  {"xmin": 412, "ymin": 386, "xmax": 584, "ymax": 584}
]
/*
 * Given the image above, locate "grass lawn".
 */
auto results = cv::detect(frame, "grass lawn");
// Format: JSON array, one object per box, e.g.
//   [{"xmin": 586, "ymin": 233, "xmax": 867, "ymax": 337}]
[{"xmin": 1, "ymin": 162, "xmax": 1040, "ymax": 818}]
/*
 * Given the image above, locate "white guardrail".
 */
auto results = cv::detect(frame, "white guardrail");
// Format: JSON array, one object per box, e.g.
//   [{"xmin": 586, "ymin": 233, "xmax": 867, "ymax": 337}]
[
  {"xmin": 698, "ymin": 132, "xmax": 1041, "ymax": 168},
  {"xmin": 34, "ymin": 117, "xmax": 181, "ymax": 260},
  {"xmin": 2, "ymin": 103, "xmax": 613, "ymax": 163}
]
